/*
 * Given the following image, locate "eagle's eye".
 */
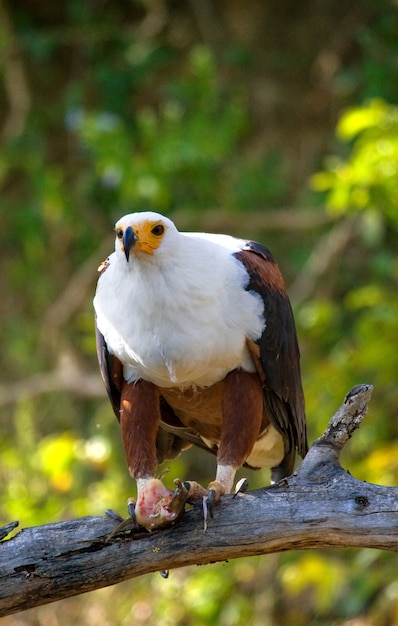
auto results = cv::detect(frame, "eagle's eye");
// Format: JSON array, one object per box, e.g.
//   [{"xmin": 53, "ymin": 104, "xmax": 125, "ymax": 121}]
[
  {"xmin": 151, "ymin": 224, "xmax": 165, "ymax": 236},
  {"xmin": 115, "ymin": 228, "xmax": 124, "ymax": 239}
]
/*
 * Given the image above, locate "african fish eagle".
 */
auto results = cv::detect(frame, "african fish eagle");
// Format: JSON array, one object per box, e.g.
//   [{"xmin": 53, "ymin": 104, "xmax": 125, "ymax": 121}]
[{"xmin": 94, "ymin": 211, "xmax": 307, "ymax": 530}]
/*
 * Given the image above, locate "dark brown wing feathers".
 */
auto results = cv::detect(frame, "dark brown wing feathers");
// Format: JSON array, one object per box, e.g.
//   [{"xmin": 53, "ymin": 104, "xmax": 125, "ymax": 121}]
[
  {"xmin": 95, "ymin": 322, "xmax": 123, "ymax": 420},
  {"xmin": 234, "ymin": 242, "xmax": 308, "ymax": 460}
]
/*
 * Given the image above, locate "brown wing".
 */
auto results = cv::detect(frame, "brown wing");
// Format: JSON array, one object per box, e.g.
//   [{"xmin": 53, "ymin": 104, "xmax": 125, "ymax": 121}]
[
  {"xmin": 95, "ymin": 321, "xmax": 123, "ymax": 420},
  {"xmin": 234, "ymin": 242, "xmax": 308, "ymax": 473}
]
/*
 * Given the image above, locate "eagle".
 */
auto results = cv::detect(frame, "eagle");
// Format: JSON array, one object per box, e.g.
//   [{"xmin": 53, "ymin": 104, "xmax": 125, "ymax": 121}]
[{"xmin": 94, "ymin": 211, "xmax": 307, "ymax": 530}]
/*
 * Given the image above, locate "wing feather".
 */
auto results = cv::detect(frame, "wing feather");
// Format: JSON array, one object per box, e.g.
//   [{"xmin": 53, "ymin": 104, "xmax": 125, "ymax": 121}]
[
  {"xmin": 235, "ymin": 242, "xmax": 308, "ymax": 463},
  {"xmin": 95, "ymin": 320, "xmax": 123, "ymax": 420}
]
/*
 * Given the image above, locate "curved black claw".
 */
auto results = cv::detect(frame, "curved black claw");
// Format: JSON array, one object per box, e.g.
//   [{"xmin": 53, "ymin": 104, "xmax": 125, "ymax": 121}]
[
  {"xmin": 128, "ymin": 499, "xmax": 136, "ymax": 519},
  {"xmin": 202, "ymin": 489, "xmax": 217, "ymax": 532},
  {"xmin": 105, "ymin": 501, "xmax": 139, "ymax": 541},
  {"xmin": 206, "ymin": 488, "xmax": 217, "ymax": 518},
  {"xmin": 105, "ymin": 509, "xmax": 124, "ymax": 522},
  {"xmin": 233, "ymin": 477, "xmax": 249, "ymax": 498}
]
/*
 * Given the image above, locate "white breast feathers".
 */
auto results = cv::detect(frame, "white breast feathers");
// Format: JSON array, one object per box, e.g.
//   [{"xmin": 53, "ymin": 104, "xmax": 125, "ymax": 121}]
[{"xmin": 94, "ymin": 230, "xmax": 265, "ymax": 388}]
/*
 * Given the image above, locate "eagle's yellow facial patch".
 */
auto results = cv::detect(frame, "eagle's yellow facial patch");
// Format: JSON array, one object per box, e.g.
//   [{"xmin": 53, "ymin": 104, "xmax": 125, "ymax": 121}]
[{"xmin": 115, "ymin": 219, "xmax": 166, "ymax": 256}]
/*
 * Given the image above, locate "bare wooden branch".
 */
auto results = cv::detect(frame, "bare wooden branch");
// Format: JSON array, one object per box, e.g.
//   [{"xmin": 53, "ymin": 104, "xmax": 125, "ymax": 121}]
[
  {"xmin": 41, "ymin": 237, "xmax": 113, "ymax": 342},
  {"xmin": 172, "ymin": 207, "xmax": 335, "ymax": 234},
  {"xmin": 3, "ymin": 384, "xmax": 398, "ymax": 618},
  {"xmin": 0, "ymin": 355, "xmax": 103, "ymax": 406},
  {"xmin": 289, "ymin": 215, "xmax": 360, "ymax": 302}
]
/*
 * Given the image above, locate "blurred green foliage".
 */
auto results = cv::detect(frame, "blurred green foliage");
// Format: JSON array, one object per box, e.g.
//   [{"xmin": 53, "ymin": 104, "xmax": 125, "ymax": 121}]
[
  {"xmin": 312, "ymin": 99, "xmax": 398, "ymax": 223},
  {"xmin": 1, "ymin": 1, "xmax": 398, "ymax": 625},
  {"xmin": 70, "ymin": 46, "xmax": 250, "ymax": 212},
  {"xmin": 306, "ymin": 99, "xmax": 398, "ymax": 471}
]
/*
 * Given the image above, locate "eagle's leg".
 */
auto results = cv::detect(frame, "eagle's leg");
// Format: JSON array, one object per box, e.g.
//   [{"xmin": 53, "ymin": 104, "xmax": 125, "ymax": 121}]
[
  {"xmin": 120, "ymin": 380, "xmax": 187, "ymax": 530},
  {"xmin": 207, "ymin": 370, "xmax": 264, "ymax": 511}
]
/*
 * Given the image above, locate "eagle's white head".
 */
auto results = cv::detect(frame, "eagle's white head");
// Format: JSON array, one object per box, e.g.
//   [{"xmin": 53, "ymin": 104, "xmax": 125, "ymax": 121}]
[{"xmin": 114, "ymin": 211, "xmax": 178, "ymax": 261}]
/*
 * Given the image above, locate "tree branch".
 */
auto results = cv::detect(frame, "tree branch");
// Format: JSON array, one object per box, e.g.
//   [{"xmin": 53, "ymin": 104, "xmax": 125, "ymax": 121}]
[
  {"xmin": 289, "ymin": 214, "xmax": 360, "ymax": 302},
  {"xmin": 3, "ymin": 384, "xmax": 398, "ymax": 618},
  {"xmin": 0, "ymin": 352, "xmax": 103, "ymax": 406}
]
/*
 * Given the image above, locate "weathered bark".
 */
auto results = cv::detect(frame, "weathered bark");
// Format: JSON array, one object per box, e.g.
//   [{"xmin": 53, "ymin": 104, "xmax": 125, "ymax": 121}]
[{"xmin": 2, "ymin": 384, "xmax": 398, "ymax": 617}]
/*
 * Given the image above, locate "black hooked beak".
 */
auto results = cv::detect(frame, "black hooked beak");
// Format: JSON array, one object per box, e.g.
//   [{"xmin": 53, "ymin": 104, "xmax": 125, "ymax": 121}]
[{"xmin": 123, "ymin": 226, "xmax": 136, "ymax": 261}]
